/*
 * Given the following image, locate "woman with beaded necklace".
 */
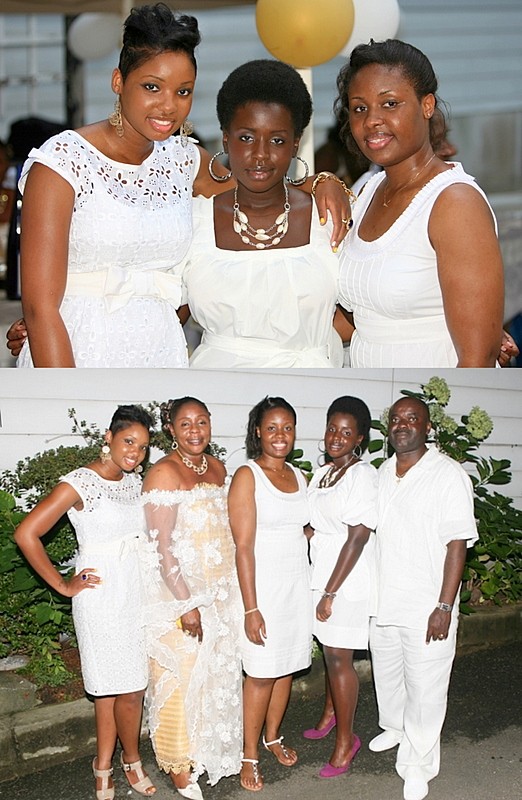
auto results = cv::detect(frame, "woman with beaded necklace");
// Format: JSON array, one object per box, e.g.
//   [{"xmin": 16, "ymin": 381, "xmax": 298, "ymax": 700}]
[
  {"xmin": 178, "ymin": 59, "xmax": 353, "ymax": 368},
  {"xmin": 141, "ymin": 397, "xmax": 242, "ymax": 800},
  {"xmin": 304, "ymin": 396, "xmax": 377, "ymax": 779}
]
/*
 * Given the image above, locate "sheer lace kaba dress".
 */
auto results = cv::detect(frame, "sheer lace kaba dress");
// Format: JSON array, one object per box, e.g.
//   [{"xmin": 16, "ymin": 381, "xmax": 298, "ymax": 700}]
[{"xmin": 141, "ymin": 481, "xmax": 243, "ymax": 785}]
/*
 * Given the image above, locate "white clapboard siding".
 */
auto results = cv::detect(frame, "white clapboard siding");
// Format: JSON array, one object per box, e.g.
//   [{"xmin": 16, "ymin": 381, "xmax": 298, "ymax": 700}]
[{"xmin": 1, "ymin": 369, "xmax": 521, "ymax": 506}]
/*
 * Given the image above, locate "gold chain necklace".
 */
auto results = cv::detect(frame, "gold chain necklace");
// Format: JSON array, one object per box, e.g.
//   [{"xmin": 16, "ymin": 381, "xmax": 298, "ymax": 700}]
[
  {"xmin": 233, "ymin": 185, "xmax": 290, "ymax": 249},
  {"xmin": 383, "ymin": 153, "xmax": 436, "ymax": 208},
  {"xmin": 176, "ymin": 449, "xmax": 208, "ymax": 475}
]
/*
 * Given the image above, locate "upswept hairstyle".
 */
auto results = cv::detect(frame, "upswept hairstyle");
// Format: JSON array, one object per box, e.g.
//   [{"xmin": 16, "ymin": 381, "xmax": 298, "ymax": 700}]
[
  {"xmin": 108, "ymin": 404, "xmax": 154, "ymax": 435},
  {"xmin": 216, "ymin": 59, "xmax": 313, "ymax": 137},
  {"xmin": 245, "ymin": 396, "xmax": 297, "ymax": 460},
  {"xmin": 118, "ymin": 2, "xmax": 201, "ymax": 79},
  {"xmin": 334, "ymin": 38, "xmax": 444, "ymax": 155},
  {"xmin": 160, "ymin": 396, "xmax": 210, "ymax": 433},
  {"xmin": 326, "ymin": 396, "xmax": 372, "ymax": 451}
]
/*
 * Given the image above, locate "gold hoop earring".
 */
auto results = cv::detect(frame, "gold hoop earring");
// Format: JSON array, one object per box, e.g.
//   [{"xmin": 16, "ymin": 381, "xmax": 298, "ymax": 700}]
[
  {"xmin": 171, "ymin": 439, "xmax": 179, "ymax": 451},
  {"xmin": 208, "ymin": 151, "xmax": 233, "ymax": 183},
  {"xmin": 108, "ymin": 97, "xmax": 124, "ymax": 137},
  {"xmin": 179, "ymin": 120, "xmax": 193, "ymax": 148},
  {"xmin": 285, "ymin": 155, "xmax": 309, "ymax": 186}
]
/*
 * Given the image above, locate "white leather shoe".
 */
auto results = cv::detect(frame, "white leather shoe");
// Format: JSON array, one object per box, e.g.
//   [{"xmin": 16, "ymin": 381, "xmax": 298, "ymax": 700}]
[
  {"xmin": 368, "ymin": 730, "xmax": 402, "ymax": 752},
  {"xmin": 176, "ymin": 783, "xmax": 203, "ymax": 800},
  {"xmin": 403, "ymin": 777, "xmax": 429, "ymax": 800}
]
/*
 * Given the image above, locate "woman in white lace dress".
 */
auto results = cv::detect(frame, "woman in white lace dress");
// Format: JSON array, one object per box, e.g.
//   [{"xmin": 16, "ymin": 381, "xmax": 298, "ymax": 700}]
[
  {"xmin": 14, "ymin": 4, "xmax": 229, "ymax": 368},
  {"xmin": 141, "ymin": 397, "xmax": 242, "ymax": 800},
  {"xmin": 228, "ymin": 397, "xmax": 312, "ymax": 792},
  {"xmin": 14, "ymin": 406, "xmax": 155, "ymax": 800}
]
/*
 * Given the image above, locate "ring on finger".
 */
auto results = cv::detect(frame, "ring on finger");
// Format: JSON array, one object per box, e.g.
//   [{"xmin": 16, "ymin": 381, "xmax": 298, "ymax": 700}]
[
  {"xmin": 81, "ymin": 574, "xmax": 88, "ymax": 582},
  {"xmin": 438, "ymin": 634, "xmax": 444, "ymax": 640}
]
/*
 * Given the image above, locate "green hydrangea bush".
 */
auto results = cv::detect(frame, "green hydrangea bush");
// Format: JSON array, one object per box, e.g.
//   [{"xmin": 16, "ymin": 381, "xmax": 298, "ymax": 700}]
[{"xmin": 369, "ymin": 377, "xmax": 522, "ymax": 611}]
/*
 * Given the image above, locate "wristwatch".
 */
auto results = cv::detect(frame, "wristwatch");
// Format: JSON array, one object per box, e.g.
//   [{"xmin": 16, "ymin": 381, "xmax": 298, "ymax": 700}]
[{"xmin": 436, "ymin": 602, "xmax": 453, "ymax": 613}]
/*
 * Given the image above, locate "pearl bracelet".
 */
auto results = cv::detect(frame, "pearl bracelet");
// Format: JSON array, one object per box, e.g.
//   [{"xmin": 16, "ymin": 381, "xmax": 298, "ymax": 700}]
[{"xmin": 311, "ymin": 172, "xmax": 356, "ymax": 204}]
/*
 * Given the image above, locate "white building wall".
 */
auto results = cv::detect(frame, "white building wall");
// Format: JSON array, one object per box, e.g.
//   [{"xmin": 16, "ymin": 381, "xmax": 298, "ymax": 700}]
[{"xmin": 1, "ymin": 369, "xmax": 521, "ymax": 507}]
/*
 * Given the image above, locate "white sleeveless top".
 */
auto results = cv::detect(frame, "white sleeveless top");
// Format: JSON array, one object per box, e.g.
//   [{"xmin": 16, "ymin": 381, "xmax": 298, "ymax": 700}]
[{"xmin": 338, "ymin": 162, "xmax": 497, "ymax": 367}]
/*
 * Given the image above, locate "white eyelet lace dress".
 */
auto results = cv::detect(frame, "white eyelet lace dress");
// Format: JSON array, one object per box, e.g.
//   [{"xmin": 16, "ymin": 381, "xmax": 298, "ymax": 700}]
[
  {"xmin": 141, "ymin": 482, "xmax": 243, "ymax": 785},
  {"xmin": 61, "ymin": 468, "xmax": 147, "ymax": 696},
  {"xmin": 17, "ymin": 130, "xmax": 199, "ymax": 367}
]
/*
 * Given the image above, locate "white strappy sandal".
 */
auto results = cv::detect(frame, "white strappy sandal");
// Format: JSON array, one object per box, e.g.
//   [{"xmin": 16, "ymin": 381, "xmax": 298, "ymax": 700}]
[{"xmin": 240, "ymin": 758, "xmax": 263, "ymax": 792}]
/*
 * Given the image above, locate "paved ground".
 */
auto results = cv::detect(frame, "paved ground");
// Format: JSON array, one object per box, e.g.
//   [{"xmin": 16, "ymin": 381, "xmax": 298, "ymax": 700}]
[{"xmin": 1, "ymin": 642, "xmax": 520, "ymax": 800}]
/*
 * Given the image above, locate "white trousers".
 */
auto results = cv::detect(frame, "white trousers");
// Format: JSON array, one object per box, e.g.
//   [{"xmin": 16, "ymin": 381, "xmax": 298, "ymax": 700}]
[{"xmin": 369, "ymin": 617, "xmax": 458, "ymax": 783}]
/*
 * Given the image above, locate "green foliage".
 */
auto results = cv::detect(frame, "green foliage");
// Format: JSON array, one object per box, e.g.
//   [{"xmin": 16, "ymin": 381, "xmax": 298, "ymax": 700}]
[
  {"xmin": 0, "ymin": 404, "xmax": 228, "ymax": 686},
  {"xmin": 287, "ymin": 448, "xmax": 313, "ymax": 480},
  {"xmin": 369, "ymin": 377, "xmax": 522, "ymax": 611}
]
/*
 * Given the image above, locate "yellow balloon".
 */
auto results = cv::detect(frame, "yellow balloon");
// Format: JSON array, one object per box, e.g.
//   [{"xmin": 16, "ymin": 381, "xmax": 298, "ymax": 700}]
[{"xmin": 256, "ymin": 0, "xmax": 355, "ymax": 68}]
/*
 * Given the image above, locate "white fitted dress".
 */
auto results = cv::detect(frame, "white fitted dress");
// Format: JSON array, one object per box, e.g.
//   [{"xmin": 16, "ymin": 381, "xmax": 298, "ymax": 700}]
[
  {"xmin": 308, "ymin": 461, "xmax": 378, "ymax": 649},
  {"xmin": 62, "ymin": 468, "xmax": 147, "ymax": 696},
  {"xmin": 338, "ymin": 163, "xmax": 497, "ymax": 367},
  {"xmin": 179, "ymin": 195, "xmax": 343, "ymax": 367},
  {"xmin": 17, "ymin": 130, "xmax": 198, "ymax": 367},
  {"xmin": 239, "ymin": 461, "xmax": 312, "ymax": 678}
]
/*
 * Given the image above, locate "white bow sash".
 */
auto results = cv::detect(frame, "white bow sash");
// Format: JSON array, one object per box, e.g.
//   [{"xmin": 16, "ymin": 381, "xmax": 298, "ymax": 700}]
[{"xmin": 64, "ymin": 267, "xmax": 182, "ymax": 313}]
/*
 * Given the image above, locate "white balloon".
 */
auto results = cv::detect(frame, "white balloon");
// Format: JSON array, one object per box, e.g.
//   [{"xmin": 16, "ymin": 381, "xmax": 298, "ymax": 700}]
[
  {"xmin": 67, "ymin": 13, "xmax": 121, "ymax": 62},
  {"xmin": 341, "ymin": 0, "xmax": 400, "ymax": 58}
]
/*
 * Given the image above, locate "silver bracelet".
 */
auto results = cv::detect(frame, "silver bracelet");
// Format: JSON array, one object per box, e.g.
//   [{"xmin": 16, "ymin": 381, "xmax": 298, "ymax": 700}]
[
  {"xmin": 322, "ymin": 591, "xmax": 337, "ymax": 600},
  {"xmin": 436, "ymin": 601, "xmax": 453, "ymax": 613}
]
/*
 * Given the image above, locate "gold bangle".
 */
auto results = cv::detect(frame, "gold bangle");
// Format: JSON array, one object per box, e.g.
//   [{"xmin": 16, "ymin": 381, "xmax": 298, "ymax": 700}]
[
  {"xmin": 244, "ymin": 607, "xmax": 259, "ymax": 615},
  {"xmin": 311, "ymin": 172, "xmax": 356, "ymax": 204}
]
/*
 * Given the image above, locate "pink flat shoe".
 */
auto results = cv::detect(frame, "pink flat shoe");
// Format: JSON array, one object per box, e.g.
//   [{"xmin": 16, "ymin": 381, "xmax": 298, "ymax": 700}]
[
  {"xmin": 318, "ymin": 734, "xmax": 361, "ymax": 778},
  {"xmin": 303, "ymin": 715, "xmax": 336, "ymax": 740}
]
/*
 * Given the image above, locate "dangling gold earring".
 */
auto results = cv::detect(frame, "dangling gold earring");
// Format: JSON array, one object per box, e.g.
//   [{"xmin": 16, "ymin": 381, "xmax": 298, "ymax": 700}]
[
  {"xmin": 179, "ymin": 120, "xmax": 193, "ymax": 148},
  {"xmin": 109, "ymin": 97, "xmax": 124, "ymax": 137},
  {"xmin": 171, "ymin": 438, "xmax": 179, "ymax": 451},
  {"xmin": 100, "ymin": 443, "xmax": 111, "ymax": 463}
]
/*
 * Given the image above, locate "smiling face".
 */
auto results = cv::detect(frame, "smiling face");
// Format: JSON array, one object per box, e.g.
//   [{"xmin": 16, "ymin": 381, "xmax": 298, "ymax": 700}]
[
  {"xmin": 105, "ymin": 423, "xmax": 149, "ymax": 473},
  {"xmin": 324, "ymin": 412, "xmax": 363, "ymax": 465},
  {"xmin": 112, "ymin": 50, "xmax": 196, "ymax": 143},
  {"xmin": 169, "ymin": 401, "xmax": 211, "ymax": 459},
  {"xmin": 223, "ymin": 101, "xmax": 300, "ymax": 194},
  {"xmin": 256, "ymin": 407, "xmax": 296, "ymax": 461},
  {"xmin": 388, "ymin": 398, "xmax": 431, "ymax": 455},
  {"xmin": 347, "ymin": 63, "xmax": 434, "ymax": 167}
]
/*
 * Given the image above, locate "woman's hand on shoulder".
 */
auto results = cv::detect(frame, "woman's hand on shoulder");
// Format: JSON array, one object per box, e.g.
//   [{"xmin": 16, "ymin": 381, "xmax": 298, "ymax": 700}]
[
  {"xmin": 6, "ymin": 318, "xmax": 27, "ymax": 357},
  {"xmin": 307, "ymin": 172, "xmax": 354, "ymax": 251}
]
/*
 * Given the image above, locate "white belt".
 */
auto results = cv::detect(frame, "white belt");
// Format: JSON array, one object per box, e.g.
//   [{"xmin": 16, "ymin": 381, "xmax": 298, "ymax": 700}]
[
  {"xmin": 78, "ymin": 532, "xmax": 142, "ymax": 560},
  {"xmin": 354, "ymin": 314, "xmax": 450, "ymax": 344},
  {"xmin": 199, "ymin": 331, "xmax": 331, "ymax": 365},
  {"xmin": 65, "ymin": 267, "xmax": 182, "ymax": 313}
]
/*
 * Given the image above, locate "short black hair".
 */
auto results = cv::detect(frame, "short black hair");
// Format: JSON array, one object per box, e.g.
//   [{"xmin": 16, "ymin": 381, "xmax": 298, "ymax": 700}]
[
  {"xmin": 216, "ymin": 59, "xmax": 312, "ymax": 137},
  {"xmin": 118, "ymin": 3, "xmax": 201, "ymax": 80},
  {"xmin": 108, "ymin": 404, "xmax": 154, "ymax": 435},
  {"xmin": 245, "ymin": 396, "xmax": 297, "ymax": 460},
  {"xmin": 326, "ymin": 396, "xmax": 372, "ymax": 442}
]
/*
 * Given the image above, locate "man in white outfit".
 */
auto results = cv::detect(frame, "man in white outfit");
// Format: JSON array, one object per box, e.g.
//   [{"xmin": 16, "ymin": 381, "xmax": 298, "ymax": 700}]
[{"xmin": 369, "ymin": 397, "xmax": 478, "ymax": 800}]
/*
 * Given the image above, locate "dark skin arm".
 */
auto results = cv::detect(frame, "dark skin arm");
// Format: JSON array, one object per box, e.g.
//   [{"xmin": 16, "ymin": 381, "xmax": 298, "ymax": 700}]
[
  {"xmin": 425, "ymin": 539, "xmax": 467, "ymax": 643},
  {"xmin": 316, "ymin": 523, "xmax": 371, "ymax": 621}
]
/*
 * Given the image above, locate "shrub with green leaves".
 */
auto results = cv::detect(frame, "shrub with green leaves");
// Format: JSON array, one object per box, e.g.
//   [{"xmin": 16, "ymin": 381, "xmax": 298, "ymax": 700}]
[{"xmin": 369, "ymin": 377, "xmax": 522, "ymax": 610}]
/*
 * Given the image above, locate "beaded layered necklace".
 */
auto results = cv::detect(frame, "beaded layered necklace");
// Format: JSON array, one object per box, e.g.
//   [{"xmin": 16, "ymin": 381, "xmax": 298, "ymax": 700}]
[
  {"xmin": 383, "ymin": 152, "xmax": 436, "ymax": 208},
  {"xmin": 233, "ymin": 185, "xmax": 290, "ymax": 249},
  {"xmin": 318, "ymin": 453, "xmax": 358, "ymax": 489}
]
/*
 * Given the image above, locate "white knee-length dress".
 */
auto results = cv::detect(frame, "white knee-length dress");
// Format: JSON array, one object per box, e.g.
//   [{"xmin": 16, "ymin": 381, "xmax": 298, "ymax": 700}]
[
  {"xmin": 239, "ymin": 461, "xmax": 312, "ymax": 678},
  {"xmin": 62, "ymin": 467, "xmax": 147, "ymax": 695},
  {"xmin": 308, "ymin": 461, "xmax": 378, "ymax": 649}
]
